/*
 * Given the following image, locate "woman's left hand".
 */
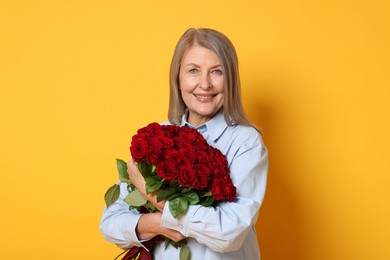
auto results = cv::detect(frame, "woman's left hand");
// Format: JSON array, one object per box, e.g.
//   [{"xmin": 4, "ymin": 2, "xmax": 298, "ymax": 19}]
[
  {"xmin": 127, "ymin": 159, "xmax": 166, "ymax": 212},
  {"xmin": 127, "ymin": 158, "xmax": 147, "ymax": 194}
]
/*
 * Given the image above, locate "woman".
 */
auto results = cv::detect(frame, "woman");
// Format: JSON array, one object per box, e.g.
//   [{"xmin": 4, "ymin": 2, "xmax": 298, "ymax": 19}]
[{"xmin": 100, "ymin": 28, "xmax": 268, "ymax": 259}]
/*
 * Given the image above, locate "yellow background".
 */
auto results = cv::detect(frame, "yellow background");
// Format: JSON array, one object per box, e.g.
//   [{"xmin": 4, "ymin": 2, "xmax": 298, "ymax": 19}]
[{"xmin": 1, "ymin": 1, "xmax": 389, "ymax": 259}]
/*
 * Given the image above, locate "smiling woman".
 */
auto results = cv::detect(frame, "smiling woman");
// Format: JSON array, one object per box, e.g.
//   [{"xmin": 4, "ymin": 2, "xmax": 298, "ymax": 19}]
[
  {"xmin": 179, "ymin": 45, "xmax": 225, "ymax": 126},
  {"xmin": 168, "ymin": 28, "xmax": 254, "ymax": 129},
  {"xmin": 100, "ymin": 28, "xmax": 268, "ymax": 260}
]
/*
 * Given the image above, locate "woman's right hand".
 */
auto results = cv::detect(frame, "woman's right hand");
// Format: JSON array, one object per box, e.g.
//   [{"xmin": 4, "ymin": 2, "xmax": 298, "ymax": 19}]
[
  {"xmin": 136, "ymin": 212, "xmax": 185, "ymax": 242},
  {"xmin": 127, "ymin": 159, "xmax": 166, "ymax": 212}
]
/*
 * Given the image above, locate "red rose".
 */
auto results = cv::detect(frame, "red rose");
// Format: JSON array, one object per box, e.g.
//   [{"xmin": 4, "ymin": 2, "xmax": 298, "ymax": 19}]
[
  {"xmin": 210, "ymin": 177, "xmax": 226, "ymax": 201},
  {"xmin": 217, "ymin": 154, "xmax": 229, "ymax": 168},
  {"xmin": 196, "ymin": 150, "xmax": 211, "ymax": 165},
  {"xmin": 163, "ymin": 148, "xmax": 178, "ymax": 160},
  {"xmin": 198, "ymin": 163, "xmax": 212, "ymax": 177},
  {"xmin": 210, "ymin": 175, "xmax": 236, "ymax": 201},
  {"xmin": 224, "ymin": 182, "xmax": 237, "ymax": 202},
  {"xmin": 130, "ymin": 138, "xmax": 148, "ymax": 162},
  {"xmin": 179, "ymin": 145, "xmax": 196, "ymax": 164},
  {"xmin": 175, "ymin": 155, "xmax": 191, "ymax": 170},
  {"xmin": 193, "ymin": 164, "xmax": 211, "ymax": 190},
  {"xmin": 156, "ymin": 160, "xmax": 177, "ymax": 182},
  {"xmin": 158, "ymin": 136, "xmax": 174, "ymax": 149},
  {"xmin": 175, "ymin": 127, "xmax": 200, "ymax": 146},
  {"xmin": 177, "ymin": 164, "xmax": 195, "ymax": 186},
  {"xmin": 148, "ymin": 122, "xmax": 164, "ymax": 136},
  {"xmin": 137, "ymin": 122, "xmax": 164, "ymax": 138},
  {"xmin": 136, "ymin": 125, "xmax": 153, "ymax": 136},
  {"xmin": 162, "ymin": 125, "xmax": 179, "ymax": 138},
  {"xmin": 194, "ymin": 174, "xmax": 209, "ymax": 190},
  {"xmin": 194, "ymin": 138, "xmax": 208, "ymax": 151},
  {"xmin": 212, "ymin": 165, "xmax": 227, "ymax": 178},
  {"xmin": 180, "ymin": 131, "xmax": 197, "ymax": 143},
  {"xmin": 147, "ymin": 149, "xmax": 162, "ymax": 166},
  {"xmin": 146, "ymin": 137, "xmax": 163, "ymax": 165},
  {"xmin": 129, "ymin": 122, "xmax": 236, "ymax": 204}
]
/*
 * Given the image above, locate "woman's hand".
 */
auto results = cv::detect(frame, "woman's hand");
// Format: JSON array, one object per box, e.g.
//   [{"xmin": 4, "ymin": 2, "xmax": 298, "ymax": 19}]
[
  {"xmin": 127, "ymin": 158, "xmax": 147, "ymax": 194},
  {"xmin": 136, "ymin": 212, "xmax": 185, "ymax": 242},
  {"xmin": 127, "ymin": 159, "xmax": 166, "ymax": 212}
]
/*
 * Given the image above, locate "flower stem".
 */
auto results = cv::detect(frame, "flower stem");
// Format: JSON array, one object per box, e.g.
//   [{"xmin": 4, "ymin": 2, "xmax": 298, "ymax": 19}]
[{"xmin": 114, "ymin": 248, "xmax": 130, "ymax": 260}]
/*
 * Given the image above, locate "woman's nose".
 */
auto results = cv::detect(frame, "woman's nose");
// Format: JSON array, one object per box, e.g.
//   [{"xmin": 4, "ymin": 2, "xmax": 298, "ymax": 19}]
[{"xmin": 198, "ymin": 73, "xmax": 212, "ymax": 90}]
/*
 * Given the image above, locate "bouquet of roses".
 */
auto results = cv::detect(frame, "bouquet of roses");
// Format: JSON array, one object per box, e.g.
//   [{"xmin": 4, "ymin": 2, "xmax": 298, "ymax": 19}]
[{"xmin": 105, "ymin": 122, "xmax": 237, "ymax": 260}]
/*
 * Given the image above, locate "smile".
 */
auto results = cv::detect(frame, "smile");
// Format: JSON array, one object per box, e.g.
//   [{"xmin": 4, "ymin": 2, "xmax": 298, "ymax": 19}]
[{"xmin": 194, "ymin": 94, "xmax": 217, "ymax": 101}]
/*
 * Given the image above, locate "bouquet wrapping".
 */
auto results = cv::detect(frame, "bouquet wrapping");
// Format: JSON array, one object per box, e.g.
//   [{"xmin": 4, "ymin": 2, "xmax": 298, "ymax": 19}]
[{"xmin": 105, "ymin": 123, "xmax": 237, "ymax": 260}]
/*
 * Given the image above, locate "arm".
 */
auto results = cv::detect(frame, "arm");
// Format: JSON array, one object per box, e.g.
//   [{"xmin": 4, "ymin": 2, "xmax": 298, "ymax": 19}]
[
  {"xmin": 99, "ymin": 182, "xmax": 145, "ymax": 249},
  {"xmin": 99, "ymin": 182, "xmax": 184, "ymax": 249},
  {"xmin": 161, "ymin": 132, "xmax": 268, "ymax": 253},
  {"xmin": 126, "ymin": 160, "xmax": 166, "ymax": 212}
]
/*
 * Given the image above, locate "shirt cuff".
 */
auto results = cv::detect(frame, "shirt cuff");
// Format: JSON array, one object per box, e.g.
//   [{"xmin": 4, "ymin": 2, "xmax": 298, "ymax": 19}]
[
  {"xmin": 160, "ymin": 201, "xmax": 199, "ymax": 235},
  {"xmin": 120, "ymin": 213, "xmax": 150, "ymax": 250}
]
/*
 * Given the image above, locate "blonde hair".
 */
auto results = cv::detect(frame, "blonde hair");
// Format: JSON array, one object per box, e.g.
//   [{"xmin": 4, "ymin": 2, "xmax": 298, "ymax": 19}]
[{"xmin": 168, "ymin": 28, "xmax": 254, "ymax": 128}]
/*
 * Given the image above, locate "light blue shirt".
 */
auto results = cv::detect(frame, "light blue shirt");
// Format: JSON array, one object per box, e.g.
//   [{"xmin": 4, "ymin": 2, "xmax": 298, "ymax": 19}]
[{"xmin": 100, "ymin": 109, "xmax": 268, "ymax": 259}]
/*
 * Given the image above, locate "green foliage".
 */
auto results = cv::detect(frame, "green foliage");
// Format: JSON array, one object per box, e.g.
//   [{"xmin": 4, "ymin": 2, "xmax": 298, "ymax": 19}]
[
  {"xmin": 145, "ymin": 175, "xmax": 163, "ymax": 194},
  {"xmin": 144, "ymin": 201, "xmax": 157, "ymax": 212},
  {"xmin": 182, "ymin": 191, "xmax": 199, "ymax": 205},
  {"xmin": 124, "ymin": 189, "xmax": 147, "ymax": 207},
  {"xmin": 104, "ymin": 184, "xmax": 120, "ymax": 207},
  {"xmin": 137, "ymin": 160, "xmax": 153, "ymax": 178},
  {"xmin": 169, "ymin": 238, "xmax": 187, "ymax": 249},
  {"xmin": 200, "ymin": 196, "xmax": 215, "ymax": 207},
  {"xmin": 169, "ymin": 197, "xmax": 189, "ymax": 218},
  {"xmin": 180, "ymin": 244, "xmax": 190, "ymax": 260},
  {"xmin": 166, "ymin": 192, "xmax": 181, "ymax": 201},
  {"xmin": 156, "ymin": 188, "xmax": 175, "ymax": 202},
  {"xmin": 116, "ymin": 159, "xmax": 131, "ymax": 184},
  {"xmin": 106, "ymin": 158, "xmax": 219, "ymax": 260}
]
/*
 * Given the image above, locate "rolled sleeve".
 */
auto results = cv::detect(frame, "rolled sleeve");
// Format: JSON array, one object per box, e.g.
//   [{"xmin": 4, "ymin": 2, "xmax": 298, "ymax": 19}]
[
  {"xmin": 99, "ymin": 183, "xmax": 148, "ymax": 250},
  {"xmin": 160, "ymin": 201, "xmax": 199, "ymax": 235}
]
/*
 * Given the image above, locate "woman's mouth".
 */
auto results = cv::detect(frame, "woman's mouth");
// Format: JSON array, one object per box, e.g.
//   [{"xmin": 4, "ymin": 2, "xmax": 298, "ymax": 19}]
[{"xmin": 194, "ymin": 94, "xmax": 217, "ymax": 102}]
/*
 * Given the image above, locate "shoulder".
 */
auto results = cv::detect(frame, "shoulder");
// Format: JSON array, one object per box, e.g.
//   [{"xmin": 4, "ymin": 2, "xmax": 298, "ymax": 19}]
[
  {"xmin": 230, "ymin": 124, "xmax": 267, "ymax": 153},
  {"xmin": 215, "ymin": 123, "xmax": 267, "ymax": 165},
  {"xmin": 227, "ymin": 124, "xmax": 262, "ymax": 143}
]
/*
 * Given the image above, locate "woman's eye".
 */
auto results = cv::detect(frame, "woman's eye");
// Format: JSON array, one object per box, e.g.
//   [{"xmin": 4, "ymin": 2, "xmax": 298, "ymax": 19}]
[
  {"xmin": 189, "ymin": 68, "xmax": 198, "ymax": 73},
  {"xmin": 212, "ymin": 69, "xmax": 223, "ymax": 75}
]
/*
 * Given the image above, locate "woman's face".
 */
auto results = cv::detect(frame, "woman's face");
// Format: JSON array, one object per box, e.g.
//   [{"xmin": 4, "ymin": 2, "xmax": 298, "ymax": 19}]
[{"xmin": 179, "ymin": 44, "xmax": 224, "ymax": 126}]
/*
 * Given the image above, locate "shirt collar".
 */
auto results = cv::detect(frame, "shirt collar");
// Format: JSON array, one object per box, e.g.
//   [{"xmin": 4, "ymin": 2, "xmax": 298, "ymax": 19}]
[{"xmin": 180, "ymin": 108, "xmax": 228, "ymax": 142}]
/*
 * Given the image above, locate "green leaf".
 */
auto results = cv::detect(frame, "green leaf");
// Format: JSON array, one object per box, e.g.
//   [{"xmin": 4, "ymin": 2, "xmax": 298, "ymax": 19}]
[
  {"xmin": 157, "ymin": 188, "xmax": 175, "ymax": 202},
  {"xmin": 137, "ymin": 160, "xmax": 153, "ymax": 177},
  {"xmin": 169, "ymin": 197, "xmax": 189, "ymax": 218},
  {"xmin": 182, "ymin": 191, "xmax": 199, "ymax": 205},
  {"xmin": 166, "ymin": 193, "xmax": 181, "ymax": 201},
  {"xmin": 145, "ymin": 176, "xmax": 157, "ymax": 186},
  {"xmin": 104, "ymin": 184, "xmax": 120, "ymax": 207},
  {"xmin": 200, "ymin": 191, "xmax": 212, "ymax": 197},
  {"xmin": 145, "ymin": 201, "xmax": 157, "ymax": 212},
  {"xmin": 180, "ymin": 244, "xmax": 190, "ymax": 260},
  {"xmin": 200, "ymin": 196, "xmax": 215, "ymax": 207},
  {"xmin": 124, "ymin": 189, "xmax": 147, "ymax": 206},
  {"xmin": 116, "ymin": 159, "xmax": 131, "ymax": 184},
  {"xmin": 180, "ymin": 187, "xmax": 192, "ymax": 193},
  {"xmin": 169, "ymin": 238, "xmax": 187, "ymax": 249},
  {"xmin": 146, "ymin": 179, "xmax": 163, "ymax": 194},
  {"xmin": 129, "ymin": 205, "xmax": 141, "ymax": 211},
  {"xmin": 168, "ymin": 180, "xmax": 179, "ymax": 188}
]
